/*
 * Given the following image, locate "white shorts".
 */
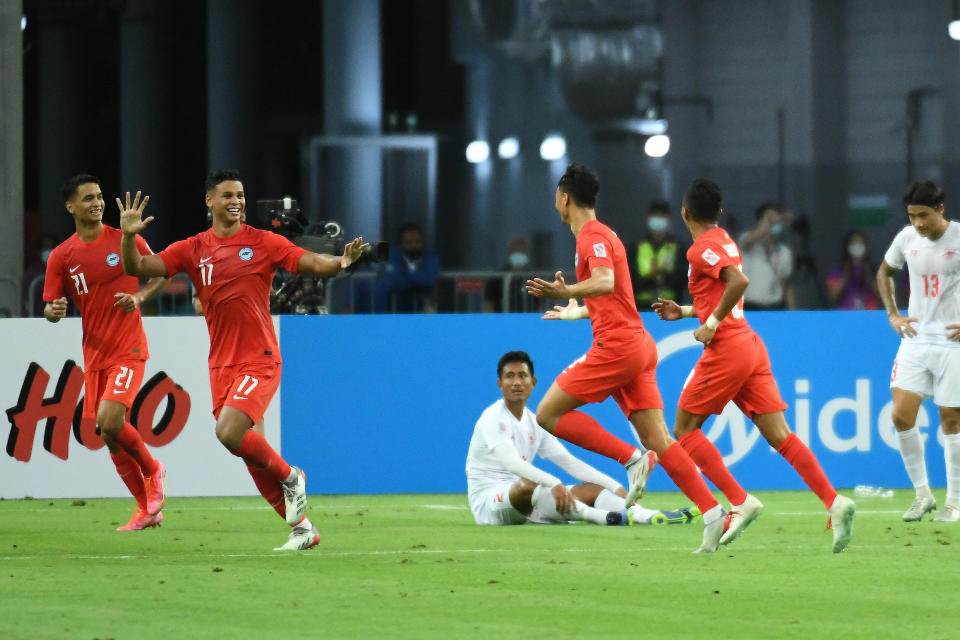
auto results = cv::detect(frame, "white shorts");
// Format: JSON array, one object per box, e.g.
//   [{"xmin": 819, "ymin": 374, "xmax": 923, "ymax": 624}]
[
  {"xmin": 890, "ymin": 341, "xmax": 960, "ymax": 407},
  {"xmin": 469, "ymin": 481, "xmax": 528, "ymax": 525}
]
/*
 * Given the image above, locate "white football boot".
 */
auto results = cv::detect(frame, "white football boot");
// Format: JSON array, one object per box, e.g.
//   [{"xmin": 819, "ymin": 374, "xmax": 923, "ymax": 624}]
[
  {"xmin": 281, "ymin": 466, "xmax": 308, "ymax": 526},
  {"xmin": 828, "ymin": 495, "xmax": 856, "ymax": 553},
  {"xmin": 693, "ymin": 512, "xmax": 725, "ymax": 554},
  {"xmin": 624, "ymin": 451, "xmax": 657, "ymax": 507},
  {"xmin": 720, "ymin": 494, "xmax": 764, "ymax": 545},
  {"xmin": 902, "ymin": 495, "xmax": 936, "ymax": 522},
  {"xmin": 274, "ymin": 522, "xmax": 321, "ymax": 551},
  {"xmin": 933, "ymin": 503, "xmax": 960, "ymax": 523}
]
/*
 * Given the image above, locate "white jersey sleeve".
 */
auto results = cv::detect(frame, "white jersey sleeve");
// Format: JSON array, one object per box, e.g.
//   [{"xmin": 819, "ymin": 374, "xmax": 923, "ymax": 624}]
[
  {"xmin": 538, "ymin": 432, "xmax": 622, "ymax": 493},
  {"xmin": 883, "ymin": 225, "xmax": 910, "ymax": 270}
]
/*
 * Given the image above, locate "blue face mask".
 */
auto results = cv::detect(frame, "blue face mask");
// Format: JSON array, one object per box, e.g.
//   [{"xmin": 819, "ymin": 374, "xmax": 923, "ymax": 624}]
[
  {"xmin": 648, "ymin": 217, "xmax": 669, "ymax": 233},
  {"xmin": 769, "ymin": 223, "xmax": 783, "ymax": 236}
]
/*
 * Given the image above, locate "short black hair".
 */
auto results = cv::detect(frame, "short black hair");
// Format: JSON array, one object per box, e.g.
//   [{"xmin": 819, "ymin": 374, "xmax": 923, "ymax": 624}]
[
  {"xmin": 557, "ymin": 163, "xmax": 599, "ymax": 208},
  {"xmin": 205, "ymin": 169, "xmax": 243, "ymax": 193},
  {"xmin": 648, "ymin": 200, "xmax": 671, "ymax": 216},
  {"xmin": 682, "ymin": 178, "xmax": 723, "ymax": 222},
  {"xmin": 61, "ymin": 174, "xmax": 100, "ymax": 202},
  {"xmin": 753, "ymin": 201, "xmax": 779, "ymax": 220},
  {"xmin": 903, "ymin": 180, "xmax": 944, "ymax": 208},
  {"xmin": 497, "ymin": 350, "xmax": 534, "ymax": 378},
  {"xmin": 398, "ymin": 222, "xmax": 422, "ymax": 240}
]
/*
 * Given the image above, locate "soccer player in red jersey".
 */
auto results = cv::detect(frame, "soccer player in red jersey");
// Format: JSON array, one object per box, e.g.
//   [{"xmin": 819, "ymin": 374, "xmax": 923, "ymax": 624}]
[
  {"xmin": 43, "ymin": 174, "xmax": 169, "ymax": 531},
  {"xmin": 118, "ymin": 169, "xmax": 367, "ymax": 551},
  {"xmin": 527, "ymin": 164, "xmax": 727, "ymax": 552},
  {"xmin": 653, "ymin": 178, "xmax": 856, "ymax": 553}
]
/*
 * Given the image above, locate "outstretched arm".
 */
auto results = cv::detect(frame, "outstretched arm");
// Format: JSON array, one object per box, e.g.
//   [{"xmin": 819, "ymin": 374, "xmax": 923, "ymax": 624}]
[
  {"xmin": 526, "ymin": 266, "xmax": 614, "ymax": 300},
  {"xmin": 298, "ymin": 237, "xmax": 369, "ymax": 277},
  {"xmin": 117, "ymin": 191, "xmax": 169, "ymax": 278},
  {"xmin": 542, "ymin": 446, "xmax": 621, "ymax": 494},
  {"xmin": 877, "ymin": 260, "xmax": 918, "ymax": 338}
]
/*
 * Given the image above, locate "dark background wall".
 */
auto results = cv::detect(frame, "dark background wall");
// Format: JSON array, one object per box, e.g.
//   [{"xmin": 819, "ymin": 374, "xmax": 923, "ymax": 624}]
[{"xmin": 17, "ymin": 0, "xmax": 960, "ymax": 308}]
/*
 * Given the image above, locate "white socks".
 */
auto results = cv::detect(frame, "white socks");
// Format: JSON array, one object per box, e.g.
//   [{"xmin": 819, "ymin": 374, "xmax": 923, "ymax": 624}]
[
  {"xmin": 531, "ymin": 485, "xmax": 608, "ymax": 525},
  {"xmin": 944, "ymin": 433, "xmax": 960, "ymax": 504},
  {"xmin": 896, "ymin": 427, "xmax": 931, "ymax": 497},
  {"xmin": 594, "ymin": 488, "xmax": 658, "ymax": 524}
]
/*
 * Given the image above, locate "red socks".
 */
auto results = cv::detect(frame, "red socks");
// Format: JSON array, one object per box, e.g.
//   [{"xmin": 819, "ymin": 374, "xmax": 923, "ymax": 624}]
[
  {"xmin": 659, "ymin": 443, "xmax": 719, "ymax": 514},
  {"xmin": 777, "ymin": 433, "xmax": 838, "ymax": 509},
  {"xmin": 111, "ymin": 451, "xmax": 147, "ymax": 511},
  {"xmin": 247, "ymin": 465, "xmax": 286, "ymax": 519},
  {"xmin": 679, "ymin": 430, "xmax": 748, "ymax": 506},
  {"xmin": 115, "ymin": 424, "xmax": 159, "ymax": 476},
  {"xmin": 554, "ymin": 411, "xmax": 637, "ymax": 464},
  {"xmin": 234, "ymin": 430, "xmax": 292, "ymax": 482}
]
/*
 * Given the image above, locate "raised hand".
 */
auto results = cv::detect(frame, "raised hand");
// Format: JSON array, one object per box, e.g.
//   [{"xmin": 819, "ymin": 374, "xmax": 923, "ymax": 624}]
[
  {"xmin": 116, "ymin": 191, "xmax": 152, "ymax": 236},
  {"xmin": 340, "ymin": 237, "xmax": 370, "ymax": 270},
  {"xmin": 526, "ymin": 271, "xmax": 569, "ymax": 299},
  {"xmin": 652, "ymin": 297, "xmax": 682, "ymax": 321}
]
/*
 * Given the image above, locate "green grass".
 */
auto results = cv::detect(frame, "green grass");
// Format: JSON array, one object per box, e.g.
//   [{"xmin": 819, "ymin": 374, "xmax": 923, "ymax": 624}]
[{"xmin": 1, "ymin": 491, "xmax": 957, "ymax": 639}]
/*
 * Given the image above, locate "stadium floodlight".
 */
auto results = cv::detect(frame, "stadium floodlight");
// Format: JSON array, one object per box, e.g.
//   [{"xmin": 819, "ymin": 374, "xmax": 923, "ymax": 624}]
[
  {"xmin": 644, "ymin": 134, "xmax": 670, "ymax": 158},
  {"xmin": 636, "ymin": 118, "xmax": 668, "ymax": 135},
  {"xmin": 539, "ymin": 134, "xmax": 566, "ymax": 161},
  {"xmin": 465, "ymin": 140, "xmax": 490, "ymax": 163},
  {"xmin": 950, "ymin": 20, "xmax": 960, "ymax": 40},
  {"xmin": 497, "ymin": 137, "xmax": 519, "ymax": 160},
  {"xmin": 21, "ymin": 15, "xmax": 27, "ymax": 31}
]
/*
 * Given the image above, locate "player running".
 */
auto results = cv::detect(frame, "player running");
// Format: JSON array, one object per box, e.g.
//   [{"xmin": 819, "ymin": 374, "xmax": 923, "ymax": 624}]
[
  {"xmin": 653, "ymin": 178, "xmax": 856, "ymax": 553},
  {"xmin": 877, "ymin": 180, "xmax": 960, "ymax": 523},
  {"xmin": 527, "ymin": 163, "xmax": 727, "ymax": 553},
  {"xmin": 467, "ymin": 351, "xmax": 698, "ymax": 526},
  {"xmin": 117, "ymin": 169, "xmax": 367, "ymax": 550},
  {"xmin": 43, "ymin": 174, "xmax": 168, "ymax": 531}
]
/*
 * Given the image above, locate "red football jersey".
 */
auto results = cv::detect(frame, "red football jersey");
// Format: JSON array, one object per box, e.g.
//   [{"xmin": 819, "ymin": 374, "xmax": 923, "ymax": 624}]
[
  {"xmin": 43, "ymin": 225, "xmax": 152, "ymax": 370},
  {"xmin": 575, "ymin": 219, "xmax": 645, "ymax": 341},
  {"xmin": 156, "ymin": 224, "xmax": 306, "ymax": 368},
  {"xmin": 686, "ymin": 227, "xmax": 752, "ymax": 344}
]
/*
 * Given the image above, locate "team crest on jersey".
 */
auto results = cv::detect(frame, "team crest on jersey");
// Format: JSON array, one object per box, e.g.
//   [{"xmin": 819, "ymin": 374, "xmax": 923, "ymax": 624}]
[
  {"xmin": 701, "ymin": 248, "xmax": 721, "ymax": 266},
  {"xmin": 238, "ymin": 247, "xmax": 254, "ymax": 261},
  {"xmin": 106, "ymin": 252, "xmax": 120, "ymax": 267},
  {"xmin": 593, "ymin": 242, "xmax": 607, "ymax": 258}
]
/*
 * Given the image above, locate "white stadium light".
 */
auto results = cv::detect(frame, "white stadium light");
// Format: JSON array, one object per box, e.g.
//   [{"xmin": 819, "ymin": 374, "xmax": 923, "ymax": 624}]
[
  {"xmin": 644, "ymin": 134, "xmax": 671, "ymax": 158},
  {"xmin": 539, "ymin": 134, "xmax": 566, "ymax": 161},
  {"xmin": 950, "ymin": 20, "xmax": 960, "ymax": 40},
  {"xmin": 465, "ymin": 140, "xmax": 490, "ymax": 163},
  {"xmin": 636, "ymin": 118, "xmax": 668, "ymax": 135},
  {"xmin": 497, "ymin": 137, "xmax": 519, "ymax": 159},
  {"xmin": 21, "ymin": 15, "xmax": 27, "ymax": 31}
]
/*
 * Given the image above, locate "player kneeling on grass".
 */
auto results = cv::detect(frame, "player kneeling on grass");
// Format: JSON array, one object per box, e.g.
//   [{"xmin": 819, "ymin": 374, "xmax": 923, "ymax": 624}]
[{"xmin": 466, "ymin": 351, "xmax": 698, "ymax": 526}]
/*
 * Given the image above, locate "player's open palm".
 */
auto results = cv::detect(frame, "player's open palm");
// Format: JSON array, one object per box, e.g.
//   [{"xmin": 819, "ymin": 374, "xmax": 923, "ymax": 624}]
[
  {"xmin": 116, "ymin": 191, "xmax": 152, "ymax": 235},
  {"xmin": 543, "ymin": 298, "xmax": 578, "ymax": 320},
  {"xmin": 526, "ymin": 271, "xmax": 568, "ymax": 299},
  {"xmin": 341, "ymin": 237, "xmax": 368, "ymax": 269},
  {"xmin": 652, "ymin": 297, "xmax": 682, "ymax": 321}
]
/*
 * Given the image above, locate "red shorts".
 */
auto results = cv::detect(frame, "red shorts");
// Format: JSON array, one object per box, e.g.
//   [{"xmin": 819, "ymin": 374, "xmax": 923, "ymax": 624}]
[
  {"xmin": 679, "ymin": 332, "xmax": 787, "ymax": 418},
  {"xmin": 82, "ymin": 360, "xmax": 147, "ymax": 418},
  {"xmin": 209, "ymin": 361, "xmax": 281, "ymax": 424},
  {"xmin": 556, "ymin": 332, "xmax": 663, "ymax": 416}
]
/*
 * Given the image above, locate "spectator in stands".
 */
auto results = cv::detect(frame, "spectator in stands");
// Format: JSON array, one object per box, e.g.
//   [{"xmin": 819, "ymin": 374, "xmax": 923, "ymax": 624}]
[
  {"xmin": 627, "ymin": 200, "xmax": 687, "ymax": 311},
  {"xmin": 740, "ymin": 202, "xmax": 795, "ymax": 310},
  {"xmin": 483, "ymin": 235, "xmax": 532, "ymax": 313},
  {"xmin": 377, "ymin": 223, "xmax": 440, "ymax": 313},
  {"xmin": 22, "ymin": 233, "xmax": 56, "ymax": 317},
  {"xmin": 825, "ymin": 229, "xmax": 879, "ymax": 310}
]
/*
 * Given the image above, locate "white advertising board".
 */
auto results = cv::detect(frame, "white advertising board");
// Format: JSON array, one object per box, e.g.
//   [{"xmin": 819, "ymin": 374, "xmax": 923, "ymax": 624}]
[{"xmin": 0, "ymin": 317, "xmax": 281, "ymax": 498}]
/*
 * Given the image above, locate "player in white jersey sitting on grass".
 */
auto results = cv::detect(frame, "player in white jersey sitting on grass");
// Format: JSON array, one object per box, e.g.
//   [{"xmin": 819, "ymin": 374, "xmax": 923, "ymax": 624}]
[
  {"xmin": 466, "ymin": 351, "xmax": 698, "ymax": 526},
  {"xmin": 878, "ymin": 180, "xmax": 960, "ymax": 523}
]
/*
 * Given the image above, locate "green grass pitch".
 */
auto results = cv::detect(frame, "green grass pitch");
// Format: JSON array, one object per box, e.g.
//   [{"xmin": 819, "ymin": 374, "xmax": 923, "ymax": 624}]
[{"xmin": 1, "ymin": 490, "xmax": 957, "ymax": 639}]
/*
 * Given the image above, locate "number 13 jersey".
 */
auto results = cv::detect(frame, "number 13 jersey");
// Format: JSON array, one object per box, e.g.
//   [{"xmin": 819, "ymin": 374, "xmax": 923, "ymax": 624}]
[{"xmin": 884, "ymin": 221, "xmax": 960, "ymax": 346}]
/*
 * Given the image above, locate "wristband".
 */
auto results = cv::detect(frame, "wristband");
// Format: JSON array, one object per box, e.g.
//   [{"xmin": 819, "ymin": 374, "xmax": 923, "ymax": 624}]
[
  {"xmin": 680, "ymin": 305, "xmax": 695, "ymax": 318},
  {"xmin": 705, "ymin": 314, "xmax": 721, "ymax": 330},
  {"xmin": 559, "ymin": 305, "xmax": 583, "ymax": 320}
]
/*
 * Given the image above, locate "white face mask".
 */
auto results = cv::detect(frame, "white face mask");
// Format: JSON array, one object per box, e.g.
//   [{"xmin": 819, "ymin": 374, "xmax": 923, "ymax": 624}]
[
  {"xmin": 848, "ymin": 242, "xmax": 866, "ymax": 259},
  {"xmin": 508, "ymin": 252, "xmax": 529, "ymax": 269},
  {"xmin": 648, "ymin": 217, "xmax": 669, "ymax": 233},
  {"xmin": 40, "ymin": 249, "xmax": 52, "ymax": 264}
]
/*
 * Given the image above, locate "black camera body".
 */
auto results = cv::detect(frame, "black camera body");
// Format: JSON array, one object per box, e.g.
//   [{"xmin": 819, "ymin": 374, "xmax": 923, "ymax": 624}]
[{"xmin": 256, "ymin": 198, "xmax": 389, "ymax": 314}]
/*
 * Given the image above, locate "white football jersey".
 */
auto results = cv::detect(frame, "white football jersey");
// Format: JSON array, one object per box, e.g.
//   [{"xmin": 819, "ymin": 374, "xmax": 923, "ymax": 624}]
[
  {"xmin": 884, "ymin": 220, "xmax": 960, "ymax": 345},
  {"xmin": 465, "ymin": 399, "xmax": 568, "ymax": 497}
]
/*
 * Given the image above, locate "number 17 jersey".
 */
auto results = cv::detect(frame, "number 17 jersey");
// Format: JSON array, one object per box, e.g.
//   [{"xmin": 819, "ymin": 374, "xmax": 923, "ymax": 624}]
[{"xmin": 156, "ymin": 224, "xmax": 306, "ymax": 369}]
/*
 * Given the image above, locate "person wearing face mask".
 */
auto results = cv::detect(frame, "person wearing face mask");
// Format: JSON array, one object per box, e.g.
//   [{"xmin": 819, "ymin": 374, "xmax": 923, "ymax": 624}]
[
  {"xmin": 739, "ymin": 202, "xmax": 795, "ymax": 310},
  {"xmin": 825, "ymin": 230, "xmax": 879, "ymax": 310},
  {"xmin": 484, "ymin": 236, "xmax": 533, "ymax": 312},
  {"xmin": 627, "ymin": 200, "xmax": 688, "ymax": 311},
  {"xmin": 376, "ymin": 222, "xmax": 441, "ymax": 313}
]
